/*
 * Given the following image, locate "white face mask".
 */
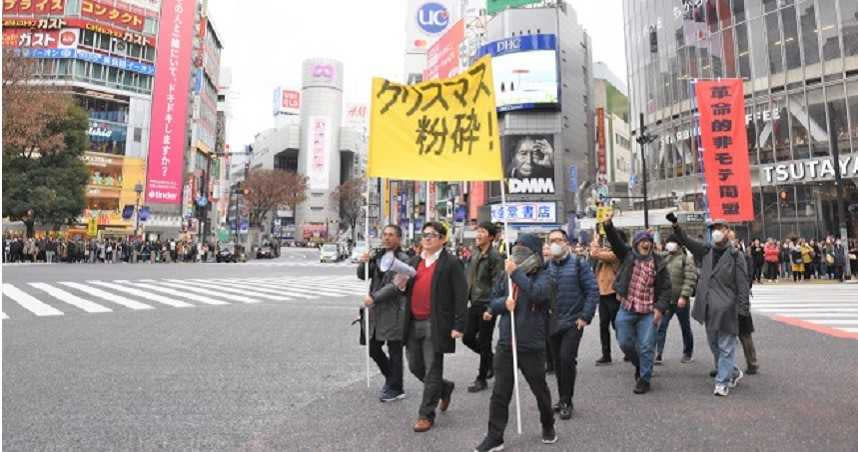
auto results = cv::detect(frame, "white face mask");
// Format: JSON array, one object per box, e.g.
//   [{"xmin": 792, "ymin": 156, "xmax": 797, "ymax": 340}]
[
  {"xmin": 550, "ymin": 242, "xmax": 566, "ymax": 258},
  {"xmin": 665, "ymin": 242, "xmax": 679, "ymax": 253},
  {"xmin": 711, "ymin": 230, "xmax": 725, "ymax": 244}
]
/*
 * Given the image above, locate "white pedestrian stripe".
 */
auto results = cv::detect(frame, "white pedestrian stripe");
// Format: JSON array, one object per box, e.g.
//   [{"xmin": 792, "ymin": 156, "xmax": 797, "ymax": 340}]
[
  {"xmin": 248, "ymin": 279, "xmax": 344, "ymax": 297},
  {"xmin": 176, "ymin": 279, "xmax": 295, "ymax": 301},
  {"xmin": 28, "ymin": 283, "xmax": 112, "ymax": 313},
  {"xmin": 2, "ymin": 283, "xmax": 64, "ymax": 317},
  {"xmin": 211, "ymin": 279, "xmax": 321, "ymax": 299},
  {"xmin": 58, "ymin": 282, "xmax": 154, "ymax": 311},
  {"xmin": 88, "ymin": 281, "xmax": 194, "ymax": 308},
  {"xmin": 155, "ymin": 280, "xmax": 269, "ymax": 303},
  {"xmin": 116, "ymin": 280, "xmax": 232, "ymax": 306},
  {"xmin": 751, "ymin": 284, "xmax": 858, "ymax": 338}
]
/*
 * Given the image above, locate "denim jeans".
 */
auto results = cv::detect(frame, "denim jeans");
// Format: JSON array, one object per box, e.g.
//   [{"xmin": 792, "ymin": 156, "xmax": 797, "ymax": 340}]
[
  {"xmin": 615, "ymin": 307, "xmax": 657, "ymax": 383},
  {"xmin": 707, "ymin": 329, "xmax": 739, "ymax": 386},
  {"xmin": 656, "ymin": 304, "xmax": 694, "ymax": 357}
]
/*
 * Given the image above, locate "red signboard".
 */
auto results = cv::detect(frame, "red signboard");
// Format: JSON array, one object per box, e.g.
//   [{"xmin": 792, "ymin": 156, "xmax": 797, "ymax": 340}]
[
  {"xmin": 81, "ymin": 0, "xmax": 144, "ymax": 31},
  {"xmin": 596, "ymin": 107, "xmax": 607, "ymax": 175},
  {"xmin": 2, "ymin": 17, "xmax": 154, "ymax": 45},
  {"xmin": 3, "ymin": 0, "xmax": 65, "ymax": 15},
  {"xmin": 282, "ymin": 90, "xmax": 300, "ymax": 110},
  {"xmin": 145, "ymin": 0, "xmax": 196, "ymax": 204},
  {"xmin": 423, "ymin": 19, "xmax": 464, "ymax": 81},
  {"xmin": 695, "ymin": 79, "xmax": 754, "ymax": 222},
  {"xmin": 2, "ymin": 28, "xmax": 58, "ymax": 47}
]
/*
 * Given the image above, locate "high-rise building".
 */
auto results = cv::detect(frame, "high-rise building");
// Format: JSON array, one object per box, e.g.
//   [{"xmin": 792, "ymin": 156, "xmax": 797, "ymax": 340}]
[
  {"xmin": 593, "ymin": 62, "xmax": 632, "ymax": 204},
  {"xmin": 623, "ymin": 0, "xmax": 858, "ymax": 239}
]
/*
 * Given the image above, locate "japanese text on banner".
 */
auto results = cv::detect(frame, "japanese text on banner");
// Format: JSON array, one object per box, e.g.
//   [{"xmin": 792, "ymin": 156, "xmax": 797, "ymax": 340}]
[
  {"xmin": 368, "ymin": 55, "xmax": 503, "ymax": 182},
  {"xmin": 695, "ymin": 79, "xmax": 754, "ymax": 222}
]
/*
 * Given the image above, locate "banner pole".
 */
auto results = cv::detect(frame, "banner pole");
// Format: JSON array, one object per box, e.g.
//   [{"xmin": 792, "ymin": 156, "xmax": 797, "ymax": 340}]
[
  {"xmin": 365, "ymin": 176, "xmax": 372, "ymax": 388},
  {"xmin": 500, "ymin": 178, "xmax": 522, "ymax": 436}
]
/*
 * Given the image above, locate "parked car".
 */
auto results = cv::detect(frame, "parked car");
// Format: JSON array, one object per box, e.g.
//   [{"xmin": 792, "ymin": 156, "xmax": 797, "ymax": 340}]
[
  {"xmin": 256, "ymin": 243, "xmax": 274, "ymax": 259},
  {"xmin": 320, "ymin": 243, "xmax": 340, "ymax": 263},
  {"xmin": 217, "ymin": 243, "xmax": 237, "ymax": 263}
]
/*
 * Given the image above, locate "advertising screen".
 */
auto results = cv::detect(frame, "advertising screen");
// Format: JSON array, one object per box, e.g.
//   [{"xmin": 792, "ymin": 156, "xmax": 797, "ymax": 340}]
[
  {"xmin": 503, "ymin": 134, "xmax": 556, "ymax": 195},
  {"xmin": 477, "ymin": 34, "xmax": 559, "ymax": 112}
]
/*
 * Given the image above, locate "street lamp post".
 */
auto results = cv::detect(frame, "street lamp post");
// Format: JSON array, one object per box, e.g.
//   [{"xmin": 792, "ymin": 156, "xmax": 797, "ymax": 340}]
[
  {"xmin": 134, "ymin": 182, "xmax": 143, "ymax": 237},
  {"xmin": 635, "ymin": 113, "xmax": 658, "ymax": 230}
]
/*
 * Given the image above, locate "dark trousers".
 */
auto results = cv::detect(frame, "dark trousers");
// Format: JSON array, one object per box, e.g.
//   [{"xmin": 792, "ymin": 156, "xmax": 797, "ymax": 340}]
[
  {"xmin": 369, "ymin": 337, "xmax": 403, "ymax": 392},
  {"xmin": 488, "ymin": 346, "xmax": 554, "ymax": 440},
  {"xmin": 765, "ymin": 262, "xmax": 779, "ymax": 280},
  {"xmin": 463, "ymin": 303, "xmax": 496, "ymax": 380},
  {"xmin": 406, "ymin": 320, "xmax": 452, "ymax": 421},
  {"xmin": 656, "ymin": 304, "xmax": 694, "ymax": 356},
  {"xmin": 550, "ymin": 327, "xmax": 584, "ymax": 404},
  {"xmin": 753, "ymin": 263, "xmax": 763, "ymax": 283},
  {"xmin": 598, "ymin": 294, "xmax": 620, "ymax": 359}
]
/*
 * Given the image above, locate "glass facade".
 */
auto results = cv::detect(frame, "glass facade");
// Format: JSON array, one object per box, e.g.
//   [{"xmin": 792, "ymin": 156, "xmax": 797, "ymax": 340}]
[{"xmin": 624, "ymin": 0, "xmax": 858, "ymax": 240}]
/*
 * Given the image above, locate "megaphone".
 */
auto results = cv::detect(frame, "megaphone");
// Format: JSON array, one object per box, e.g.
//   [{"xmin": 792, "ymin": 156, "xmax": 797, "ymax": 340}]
[{"xmin": 380, "ymin": 252, "xmax": 416, "ymax": 277}]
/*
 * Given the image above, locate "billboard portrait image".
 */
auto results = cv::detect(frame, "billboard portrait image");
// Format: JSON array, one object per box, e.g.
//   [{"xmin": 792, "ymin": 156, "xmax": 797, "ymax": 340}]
[{"xmin": 504, "ymin": 135, "xmax": 556, "ymax": 194}]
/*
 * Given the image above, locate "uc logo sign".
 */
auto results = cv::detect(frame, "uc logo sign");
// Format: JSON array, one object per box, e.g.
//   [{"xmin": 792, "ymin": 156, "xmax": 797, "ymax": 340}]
[
  {"xmin": 417, "ymin": 2, "xmax": 449, "ymax": 34},
  {"xmin": 311, "ymin": 64, "xmax": 336, "ymax": 80}
]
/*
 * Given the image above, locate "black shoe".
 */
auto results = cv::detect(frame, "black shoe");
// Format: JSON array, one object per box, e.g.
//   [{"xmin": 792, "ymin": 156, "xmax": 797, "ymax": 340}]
[
  {"xmin": 595, "ymin": 356, "xmax": 612, "ymax": 366},
  {"xmin": 474, "ymin": 435, "xmax": 505, "ymax": 452},
  {"xmin": 746, "ymin": 365, "xmax": 758, "ymax": 375},
  {"xmin": 552, "ymin": 401, "xmax": 562, "ymax": 413},
  {"xmin": 623, "ymin": 355, "xmax": 631, "ymax": 362},
  {"xmin": 709, "ymin": 370, "xmax": 717, "ymax": 378},
  {"xmin": 380, "ymin": 388, "xmax": 406, "ymax": 403},
  {"xmin": 558, "ymin": 402, "xmax": 573, "ymax": 420},
  {"xmin": 468, "ymin": 379, "xmax": 488, "ymax": 393},
  {"xmin": 654, "ymin": 354, "xmax": 663, "ymax": 365},
  {"xmin": 634, "ymin": 367, "xmax": 640, "ymax": 382},
  {"xmin": 633, "ymin": 379, "xmax": 651, "ymax": 394},
  {"xmin": 542, "ymin": 425, "xmax": 558, "ymax": 444},
  {"xmin": 486, "ymin": 369, "xmax": 494, "ymax": 380}
]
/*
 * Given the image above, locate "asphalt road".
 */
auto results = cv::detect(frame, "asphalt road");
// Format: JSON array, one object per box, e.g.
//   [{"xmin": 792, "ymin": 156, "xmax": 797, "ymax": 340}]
[{"xmin": 3, "ymin": 249, "xmax": 857, "ymax": 451}]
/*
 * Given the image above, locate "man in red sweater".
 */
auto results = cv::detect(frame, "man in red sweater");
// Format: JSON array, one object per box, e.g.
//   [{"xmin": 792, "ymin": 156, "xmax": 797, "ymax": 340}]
[{"xmin": 404, "ymin": 221, "xmax": 468, "ymax": 433}]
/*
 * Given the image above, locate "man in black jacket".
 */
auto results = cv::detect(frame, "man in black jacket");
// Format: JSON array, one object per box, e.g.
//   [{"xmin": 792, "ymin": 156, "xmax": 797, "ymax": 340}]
[
  {"xmin": 603, "ymin": 214, "xmax": 672, "ymax": 395},
  {"xmin": 358, "ymin": 224, "xmax": 411, "ymax": 402},
  {"xmin": 464, "ymin": 222, "xmax": 503, "ymax": 393},
  {"xmin": 404, "ymin": 221, "xmax": 468, "ymax": 433}
]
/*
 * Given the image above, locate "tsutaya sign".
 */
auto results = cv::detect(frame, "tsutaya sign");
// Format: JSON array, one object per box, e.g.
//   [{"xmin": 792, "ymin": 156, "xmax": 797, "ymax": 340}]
[{"xmin": 761, "ymin": 153, "xmax": 858, "ymax": 185}]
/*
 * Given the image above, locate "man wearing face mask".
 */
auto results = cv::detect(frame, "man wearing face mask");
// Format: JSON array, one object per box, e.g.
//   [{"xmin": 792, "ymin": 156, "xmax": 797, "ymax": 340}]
[
  {"xmin": 545, "ymin": 229, "xmax": 599, "ymax": 419},
  {"xmin": 669, "ymin": 216, "xmax": 750, "ymax": 396},
  {"xmin": 602, "ymin": 213, "xmax": 673, "ymax": 395},
  {"xmin": 655, "ymin": 235, "xmax": 698, "ymax": 365},
  {"xmin": 474, "ymin": 234, "xmax": 557, "ymax": 452}
]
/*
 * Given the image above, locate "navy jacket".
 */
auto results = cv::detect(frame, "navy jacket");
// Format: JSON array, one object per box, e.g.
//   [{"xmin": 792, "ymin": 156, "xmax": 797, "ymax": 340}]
[
  {"xmin": 546, "ymin": 254, "xmax": 599, "ymax": 336},
  {"xmin": 490, "ymin": 267, "xmax": 552, "ymax": 353}
]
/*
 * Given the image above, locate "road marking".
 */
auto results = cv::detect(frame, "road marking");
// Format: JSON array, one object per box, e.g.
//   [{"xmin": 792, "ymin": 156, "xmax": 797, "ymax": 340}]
[
  {"xmin": 58, "ymin": 282, "xmax": 154, "ymax": 311},
  {"xmin": 1, "ymin": 312, "xmax": 8, "ymax": 319},
  {"xmin": 153, "ymin": 280, "xmax": 263, "ymax": 303},
  {"xmin": 755, "ymin": 308, "xmax": 858, "ymax": 313},
  {"xmin": 87, "ymin": 281, "xmax": 193, "ymax": 308},
  {"xmin": 2, "ymin": 283, "xmax": 64, "ymax": 316},
  {"xmin": 28, "ymin": 283, "xmax": 112, "ymax": 313},
  {"xmin": 810, "ymin": 319, "xmax": 858, "ymax": 325},
  {"xmin": 843, "ymin": 327, "xmax": 858, "ymax": 333},
  {"xmin": 252, "ymin": 279, "xmax": 350, "ymax": 297},
  {"xmin": 116, "ymin": 280, "xmax": 232, "ymax": 305},
  {"xmin": 174, "ymin": 280, "xmax": 294, "ymax": 301},
  {"xmin": 208, "ymin": 279, "xmax": 319, "ymax": 299}
]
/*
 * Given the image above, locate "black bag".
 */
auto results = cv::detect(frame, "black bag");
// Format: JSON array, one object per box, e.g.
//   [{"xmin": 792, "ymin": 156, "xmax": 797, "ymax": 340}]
[{"xmin": 352, "ymin": 308, "xmax": 367, "ymax": 346}]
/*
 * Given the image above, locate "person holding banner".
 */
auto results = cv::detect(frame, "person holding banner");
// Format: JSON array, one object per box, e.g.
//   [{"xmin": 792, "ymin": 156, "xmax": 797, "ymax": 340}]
[
  {"xmin": 357, "ymin": 224, "xmax": 411, "ymax": 403},
  {"xmin": 463, "ymin": 222, "xmax": 504, "ymax": 393},
  {"xmin": 403, "ymin": 222, "xmax": 468, "ymax": 433},
  {"xmin": 474, "ymin": 234, "xmax": 557, "ymax": 452},
  {"xmin": 668, "ymin": 215, "xmax": 750, "ymax": 396},
  {"xmin": 602, "ymin": 213, "xmax": 673, "ymax": 395}
]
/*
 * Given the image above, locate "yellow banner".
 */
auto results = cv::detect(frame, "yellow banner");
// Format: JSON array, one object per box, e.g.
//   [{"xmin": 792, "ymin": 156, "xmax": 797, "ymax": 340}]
[
  {"xmin": 368, "ymin": 55, "xmax": 503, "ymax": 181},
  {"xmin": 596, "ymin": 206, "xmax": 613, "ymax": 236}
]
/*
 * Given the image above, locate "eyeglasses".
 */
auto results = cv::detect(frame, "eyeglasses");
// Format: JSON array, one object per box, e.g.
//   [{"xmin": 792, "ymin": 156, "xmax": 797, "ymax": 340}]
[{"xmin": 422, "ymin": 232, "xmax": 441, "ymax": 240}]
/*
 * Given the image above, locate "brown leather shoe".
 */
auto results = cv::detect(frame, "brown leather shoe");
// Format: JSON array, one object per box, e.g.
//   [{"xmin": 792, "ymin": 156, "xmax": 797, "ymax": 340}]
[
  {"xmin": 413, "ymin": 418, "xmax": 433, "ymax": 433},
  {"xmin": 438, "ymin": 381, "xmax": 455, "ymax": 412}
]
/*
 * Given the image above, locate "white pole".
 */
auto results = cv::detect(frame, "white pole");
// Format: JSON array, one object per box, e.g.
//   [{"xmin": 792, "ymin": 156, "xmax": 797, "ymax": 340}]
[
  {"xmin": 364, "ymin": 177, "xmax": 372, "ymax": 388},
  {"xmin": 500, "ymin": 178, "xmax": 522, "ymax": 436}
]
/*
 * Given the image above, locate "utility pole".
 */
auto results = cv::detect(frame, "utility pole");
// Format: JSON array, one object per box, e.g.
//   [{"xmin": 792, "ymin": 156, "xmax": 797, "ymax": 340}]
[
  {"xmin": 827, "ymin": 104, "xmax": 852, "ymax": 278},
  {"xmin": 635, "ymin": 113, "xmax": 657, "ymax": 230}
]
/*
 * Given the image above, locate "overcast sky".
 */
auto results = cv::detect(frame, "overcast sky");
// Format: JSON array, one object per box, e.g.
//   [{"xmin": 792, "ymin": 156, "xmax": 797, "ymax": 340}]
[{"xmin": 206, "ymin": 0, "xmax": 627, "ymax": 154}]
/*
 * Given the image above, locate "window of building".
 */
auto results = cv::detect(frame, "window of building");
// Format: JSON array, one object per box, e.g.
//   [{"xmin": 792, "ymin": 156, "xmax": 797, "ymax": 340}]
[
  {"xmin": 750, "ymin": 18, "xmax": 770, "ymax": 91},
  {"xmin": 82, "ymin": 29, "xmax": 95, "ymax": 47},
  {"xmin": 762, "ymin": 0, "xmax": 778, "ymax": 14},
  {"xmin": 789, "ymin": 92, "xmax": 811, "ymax": 160},
  {"xmin": 134, "ymin": 127, "xmax": 142, "ymax": 143},
  {"xmin": 771, "ymin": 95, "xmax": 791, "ymax": 162},
  {"xmin": 818, "ymin": 0, "xmax": 843, "ymax": 80},
  {"xmin": 733, "ymin": 0, "xmax": 747, "ymax": 23},
  {"xmin": 826, "ymin": 82, "xmax": 850, "ymax": 153},
  {"xmin": 736, "ymin": 22, "xmax": 752, "ymax": 78},
  {"xmin": 64, "ymin": 0, "xmax": 79, "ymax": 15},
  {"xmin": 710, "ymin": 32, "xmax": 725, "ymax": 77},
  {"xmin": 847, "ymin": 80, "xmax": 858, "ymax": 152},
  {"xmin": 798, "ymin": 2, "xmax": 820, "ymax": 68},
  {"xmin": 746, "ymin": 104, "xmax": 761, "ymax": 165},
  {"xmin": 807, "ymin": 87, "xmax": 830, "ymax": 156},
  {"xmin": 98, "ymin": 33, "xmax": 110, "ymax": 51},
  {"xmin": 765, "ymin": 12, "xmax": 784, "ymax": 75},
  {"xmin": 781, "ymin": 6, "xmax": 801, "ymax": 72},
  {"xmin": 841, "ymin": 0, "xmax": 858, "ymax": 59},
  {"xmin": 144, "ymin": 17, "xmax": 157, "ymax": 35}
]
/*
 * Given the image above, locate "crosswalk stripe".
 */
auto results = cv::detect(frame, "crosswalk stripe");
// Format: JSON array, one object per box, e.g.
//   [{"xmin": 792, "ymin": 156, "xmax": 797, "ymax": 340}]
[
  {"xmin": 58, "ymin": 282, "xmax": 154, "ymax": 311},
  {"xmin": 755, "ymin": 308, "xmax": 858, "ymax": 313},
  {"xmin": 775, "ymin": 313, "xmax": 857, "ymax": 318},
  {"xmin": 209, "ymin": 279, "xmax": 320, "ymax": 299},
  {"xmin": 258, "ymin": 277, "xmax": 361, "ymax": 294},
  {"xmin": 28, "ymin": 283, "xmax": 112, "ymax": 313},
  {"xmin": 174, "ymin": 280, "xmax": 295, "ymax": 301},
  {"xmin": 1, "ymin": 312, "xmax": 8, "ymax": 319},
  {"xmin": 752, "ymin": 303, "xmax": 858, "ymax": 308},
  {"xmin": 152, "ymin": 280, "xmax": 262, "ymax": 303},
  {"xmin": 2, "ymin": 283, "xmax": 64, "ymax": 316},
  {"xmin": 116, "ymin": 280, "xmax": 232, "ymax": 305},
  {"xmin": 249, "ymin": 279, "xmax": 346, "ymax": 297},
  {"xmin": 88, "ymin": 281, "xmax": 194, "ymax": 308}
]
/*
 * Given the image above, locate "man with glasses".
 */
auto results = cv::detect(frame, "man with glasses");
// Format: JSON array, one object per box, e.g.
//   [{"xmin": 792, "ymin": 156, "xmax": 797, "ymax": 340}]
[{"xmin": 403, "ymin": 222, "xmax": 468, "ymax": 433}]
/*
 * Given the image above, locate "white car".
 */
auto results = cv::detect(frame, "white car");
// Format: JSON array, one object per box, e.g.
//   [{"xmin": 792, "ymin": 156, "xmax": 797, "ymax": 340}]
[
  {"xmin": 350, "ymin": 246, "xmax": 367, "ymax": 263},
  {"xmin": 320, "ymin": 243, "xmax": 340, "ymax": 263}
]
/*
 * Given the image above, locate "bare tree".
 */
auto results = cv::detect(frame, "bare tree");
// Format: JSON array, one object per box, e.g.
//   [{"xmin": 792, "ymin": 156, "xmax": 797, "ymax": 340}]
[
  {"xmin": 331, "ymin": 177, "xmax": 365, "ymax": 242},
  {"xmin": 241, "ymin": 169, "xmax": 308, "ymax": 229}
]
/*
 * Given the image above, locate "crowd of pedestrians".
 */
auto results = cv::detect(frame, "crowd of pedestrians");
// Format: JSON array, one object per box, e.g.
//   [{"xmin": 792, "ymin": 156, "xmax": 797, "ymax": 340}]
[
  {"xmin": 747, "ymin": 236, "xmax": 856, "ymax": 283},
  {"xmin": 357, "ymin": 213, "xmax": 784, "ymax": 451},
  {"xmin": 2, "ymin": 235, "xmax": 215, "ymax": 264}
]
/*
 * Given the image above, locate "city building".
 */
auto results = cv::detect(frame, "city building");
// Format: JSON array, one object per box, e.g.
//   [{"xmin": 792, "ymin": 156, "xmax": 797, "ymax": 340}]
[
  {"xmin": 623, "ymin": 0, "xmax": 858, "ymax": 240},
  {"xmin": 593, "ymin": 61, "xmax": 632, "ymax": 205}
]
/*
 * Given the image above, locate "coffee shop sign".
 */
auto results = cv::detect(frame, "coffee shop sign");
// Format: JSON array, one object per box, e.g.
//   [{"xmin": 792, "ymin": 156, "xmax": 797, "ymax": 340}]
[{"xmin": 761, "ymin": 154, "xmax": 858, "ymax": 184}]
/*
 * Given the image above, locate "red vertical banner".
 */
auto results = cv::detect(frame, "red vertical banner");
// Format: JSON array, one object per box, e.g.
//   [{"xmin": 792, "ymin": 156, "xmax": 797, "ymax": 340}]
[
  {"xmin": 596, "ymin": 107, "xmax": 607, "ymax": 175},
  {"xmin": 695, "ymin": 79, "xmax": 754, "ymax": 222},
  {"xmin": 145, "ymin": 0, "xmax": 195, "ymax": 204}
]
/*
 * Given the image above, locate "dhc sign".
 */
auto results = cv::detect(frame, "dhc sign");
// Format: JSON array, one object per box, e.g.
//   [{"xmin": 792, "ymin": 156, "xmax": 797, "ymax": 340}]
[{"xmin": 417, "ymin": 3, "xmax": 449, "ymax": 34}]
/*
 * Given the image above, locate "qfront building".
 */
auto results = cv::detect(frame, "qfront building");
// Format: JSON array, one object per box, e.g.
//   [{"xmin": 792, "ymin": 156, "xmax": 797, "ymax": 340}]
[{"xmin": 623, "ymin": 0, "xmax": 858, "ymax": 240}]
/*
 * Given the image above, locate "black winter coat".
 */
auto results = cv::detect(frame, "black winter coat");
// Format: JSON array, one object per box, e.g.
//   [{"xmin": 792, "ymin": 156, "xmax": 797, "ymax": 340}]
[{"xmin": 604, "ymin": 221, "xmax": 672, "ymax": 313}]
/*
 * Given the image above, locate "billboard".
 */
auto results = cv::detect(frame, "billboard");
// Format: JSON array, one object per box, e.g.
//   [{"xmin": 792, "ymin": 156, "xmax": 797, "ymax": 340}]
[
  {"xmin": 81, "ymin": 0, "xmax": 145, "ymax": 31},
  {"xmin": 144, "ymin": 0, "xmax": 195, "ymax": 204},
  {"xmin": 477, "ymin": 34, "xmax": 559, "ymax": 112},
  {"xmin": 596, "ymin": 107, "xmax": 607, "ymax": 175},
  {"xmin": 272, "ymin": 87, "xmax": 300, "ymax": 115},
  {"xmin": 406, "ymin": 0, "xmax": 459, "ymax": 53},
  {"xmin": 504, "ymin": 134, "xmax": 556, "ymax": 195},
  {"xmin": 343, "ymin": 102, "xmax": 368, "ymax": 128},
  {"xmin": 486, "ymin": 0, "xmax": 542, "ymax": 15},
  {"xmin": 3, "ymin": 0, "xmax": 65, "ymax": 15},
  {"xmin": 307, "ymin": 116, "xmax": 331, "ymax": 191},
  {"xmin": 423, "ymin": 19, "xmax": 464, "ymax": 81},
  {"xmin": 491, "ymin": 201, "xmax": 557, "ymax": 223}
]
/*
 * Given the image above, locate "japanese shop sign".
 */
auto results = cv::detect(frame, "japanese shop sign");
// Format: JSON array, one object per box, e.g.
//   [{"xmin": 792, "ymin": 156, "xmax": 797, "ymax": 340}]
[
  {"xmin": 16, "ymin": 47, "xmax": 154, "ymax": 75},
  {"xmin": 695, "ymin": 79, "xmax": 754, "ymax": 222},
  {"xmin": 145, "ymin": 0, "xmax": 195, "ymax": 204},
  {"xmin": 2, "ymin": 29, "xmax": 58, "ymax": 47},
  {"xmin": 81, "ymin": 0, "xmax": 144, "ymax": 31},
  {"xmin": 3, "ymin": 17, "xmax": 154, "ymax": 45},
  {"xmin": 423, "ymin": 19, "xmax": 464, "ymax": 81},
  {"xmin": 760, "ymin": 153, "xmax": 858, "ymax": 184},
  {"xmin": 3, "ymin": 0, "xmax": 65, "ymax": 15},
  {"xmin": 490, "ymin": 202, "xmax": 556, "ymax": 224},
  {"xmin": 596, "ymin": 107, "xmax": 607, "ymax": 175},
  {"xmin": 368, "ymin": 55, "xmax": 503, "ymax": 182},
  {"xmin": 307, "ymin": 116, "xmax": 331, "ymax": 191}
]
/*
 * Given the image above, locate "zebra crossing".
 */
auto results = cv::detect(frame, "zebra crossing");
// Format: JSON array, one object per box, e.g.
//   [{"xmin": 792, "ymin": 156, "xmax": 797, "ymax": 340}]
[
  {"xmin": 751, "ymin": 283, "xmax": 858, "ymax": 339},
  {"xmin": 1, "ymin": 276, "xmax": 368, "ymax": 320}
]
